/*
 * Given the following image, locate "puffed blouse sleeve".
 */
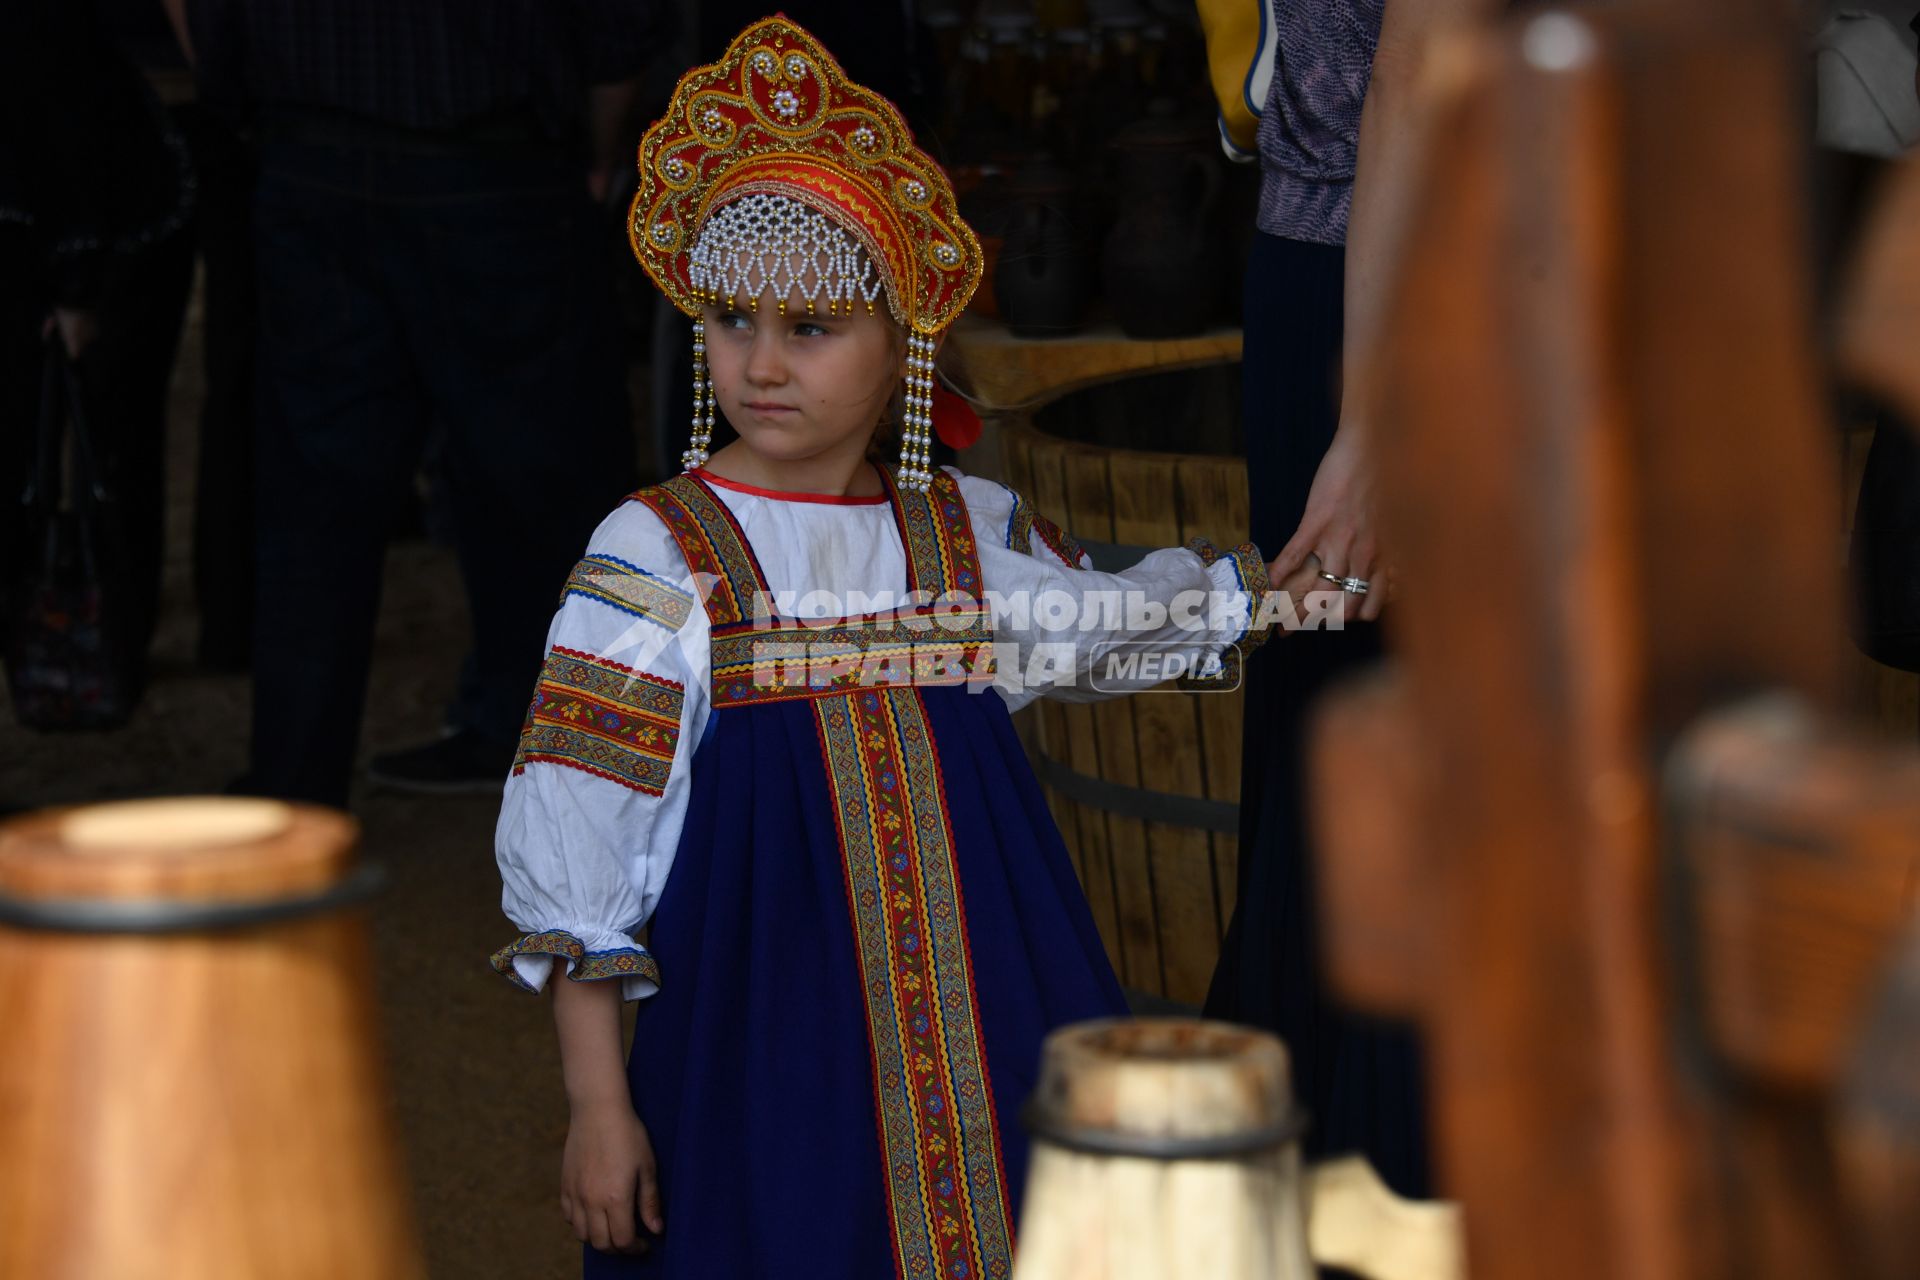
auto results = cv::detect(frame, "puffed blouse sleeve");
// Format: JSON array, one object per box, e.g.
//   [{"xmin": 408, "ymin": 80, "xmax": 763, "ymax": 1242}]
[
  {"xmin": 489, "ymin": 499, "xmax": 711, "ymax": 1001},
  {"xmin": 956, "ymin": 470, "xmax": 1275, "ymax": 713}
]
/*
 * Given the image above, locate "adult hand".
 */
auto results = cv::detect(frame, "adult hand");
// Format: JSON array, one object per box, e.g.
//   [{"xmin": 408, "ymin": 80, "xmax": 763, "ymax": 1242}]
[
  {"xmin": 560, "ymin": 1098, "xmax": 664, "ymax": 1255},
  {"xmin": 1266, "ymin": 419, "xmax": 1390, "ymax": 623}
]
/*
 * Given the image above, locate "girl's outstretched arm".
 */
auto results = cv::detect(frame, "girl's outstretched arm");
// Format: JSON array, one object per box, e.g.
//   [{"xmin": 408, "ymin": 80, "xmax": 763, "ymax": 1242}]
[
  {"xmin": 956, "ymin": 472, "xmax": 1287, "ymax": 706},
  {"xmin": 554, "ymin": 975, "xmax": 665, "ymax": 1254}
]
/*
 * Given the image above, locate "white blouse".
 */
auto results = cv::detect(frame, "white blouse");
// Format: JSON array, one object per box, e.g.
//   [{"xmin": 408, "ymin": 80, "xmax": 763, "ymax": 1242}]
[{"xmin": 493, "ymin": 467, "xmax": 1267, "ymax": 999}]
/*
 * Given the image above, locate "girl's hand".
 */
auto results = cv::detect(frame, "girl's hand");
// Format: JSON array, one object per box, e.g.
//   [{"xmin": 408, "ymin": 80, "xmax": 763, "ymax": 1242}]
[
  {"xmin": 560, "ymin": 1098, "xmax": 664, "ymax": 1255},
  {"xmin": 1266, "ymin": 557, "xmax": 1343, "ymax": 633}
]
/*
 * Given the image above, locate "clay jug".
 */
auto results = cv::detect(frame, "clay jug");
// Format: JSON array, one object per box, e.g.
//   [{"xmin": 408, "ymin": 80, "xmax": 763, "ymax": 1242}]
[
  {"xmin": 995, "ymin": 158, "xmax": 1094, "ymax": 337},
  {"xmin": 1101, "ymin": 106, "xmax": 1226, "ymax": 339},
  {"xmin": 1015, "ymin": 1018, "xmax": 1464, "ymax": 1280},
  {"xmin": 0, "ymin": 798, "xmax": 425, "ymax": 1280}
]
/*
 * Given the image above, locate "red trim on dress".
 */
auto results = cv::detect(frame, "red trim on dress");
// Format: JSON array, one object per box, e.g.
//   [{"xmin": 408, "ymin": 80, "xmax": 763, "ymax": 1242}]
[{"xmin": 693, "ymin": 467, "xmax": 890, "ymax": 506}]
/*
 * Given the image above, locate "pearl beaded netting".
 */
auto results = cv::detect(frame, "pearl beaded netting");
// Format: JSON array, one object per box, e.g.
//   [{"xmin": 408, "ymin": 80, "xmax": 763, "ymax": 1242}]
[
  {"xmin": 684, "ymin": 193, "xmax": 942, "ymax": 493},
  {"xmin": 687, "ymin": 193, "xmax": 887, "ymax": 319}
]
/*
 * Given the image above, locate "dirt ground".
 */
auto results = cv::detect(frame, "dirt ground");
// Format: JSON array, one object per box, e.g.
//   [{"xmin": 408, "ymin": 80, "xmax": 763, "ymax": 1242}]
[{"xmin": 2, "ymin": 277, "xmax": 604, "ymax": 1279}]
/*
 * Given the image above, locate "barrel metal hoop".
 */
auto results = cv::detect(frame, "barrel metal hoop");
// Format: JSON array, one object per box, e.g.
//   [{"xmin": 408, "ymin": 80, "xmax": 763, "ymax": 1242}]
[
  {"xmin": 1022, "ymin": 1098, "xmax": 1309, "ymax": 1161},
  {"xmin": 1032, "ymin": 754, "xmax": 1240, "ymax": 835},
  {"xmin": 0, "ymin": 862, "xmax": 388, "ymax": 934}
]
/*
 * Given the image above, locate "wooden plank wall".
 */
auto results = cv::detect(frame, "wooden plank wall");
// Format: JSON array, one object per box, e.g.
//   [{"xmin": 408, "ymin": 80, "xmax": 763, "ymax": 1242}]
[{"xmin": 1002, "ymin": 419, "xmax": 1250, "ymax": 1005}]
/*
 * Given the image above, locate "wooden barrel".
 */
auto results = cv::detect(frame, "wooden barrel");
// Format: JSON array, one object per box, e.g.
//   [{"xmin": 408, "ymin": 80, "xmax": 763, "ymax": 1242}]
[
  {"xmin": 1013, "ymin": 1018, "xmax": 1311, "ymax": 1279},
  {"xmin": 0, "ymin": 798, "xmax": 424, "ymax": 1280},
  {"xmin": 1001, "ymin": 417, "xmax": 1250, "ymax": 1006}
]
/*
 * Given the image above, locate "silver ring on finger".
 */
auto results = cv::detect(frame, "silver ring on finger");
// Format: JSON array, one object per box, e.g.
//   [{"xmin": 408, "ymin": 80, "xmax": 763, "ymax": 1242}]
[{"xmin": 1317, "ymin": 570, "xmax": 1371, "ymax": 595}]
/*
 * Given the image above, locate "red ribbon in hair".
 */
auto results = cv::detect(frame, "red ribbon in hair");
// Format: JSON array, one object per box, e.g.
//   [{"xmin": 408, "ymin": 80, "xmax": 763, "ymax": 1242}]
[{"xmin": 931, "ymin": 384, "xmax": 981, "ymax": 451}]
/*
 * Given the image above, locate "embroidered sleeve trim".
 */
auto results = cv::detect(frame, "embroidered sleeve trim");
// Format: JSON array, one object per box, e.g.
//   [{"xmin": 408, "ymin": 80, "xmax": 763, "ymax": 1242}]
[
  {"xmin": 1186, "ymin": 537, "xmax": 1278, "ymax": 658},
  {"xmin": 561, "ymin": 554, "xmax": 695, "ymax": 633},
  {"xmin": 511, "ymin": 647, "xmax": 685, "ymax": 795},
  {"xmin": 1031, "ymin": 513, "xmax": 1090, "ymax": 570},
  {"xmin": 1004, "ymin": 488, "xmax": 1031, "ymax": 551},
  {"xmin": 1005, "ymin": 491, "xmax": 1088, "ymax": 571},
  {"xmin": 489, "ymin": 929, "xmax": 662, "ymax": 992}
]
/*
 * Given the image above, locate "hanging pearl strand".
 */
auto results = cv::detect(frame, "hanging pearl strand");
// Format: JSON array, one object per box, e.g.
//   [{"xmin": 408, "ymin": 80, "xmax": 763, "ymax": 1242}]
[
  {"xmin": 899, "ymin": 332, "xmax": 937, "ymax": 494},
  {"xmin": 682, "ymin": 319, "xmax": 715, "ymax": 469}
]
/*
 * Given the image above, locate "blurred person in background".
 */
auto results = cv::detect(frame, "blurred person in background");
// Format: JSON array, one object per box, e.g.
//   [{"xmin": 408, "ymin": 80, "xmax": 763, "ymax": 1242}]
[
  {"xmin": 1202, "ymin": 0, "xmax": 1504, "ymax": 1202},
  {"xmin": 155, "ymin": 0, "xmax": 261, "ymax": 676},
  {"xmin": 1, "ymin": 0, "xmax": 196, "ymax": 691},
  {"xmin": 173, "ymin": 0, "xmax": 673, "ymax": 809}
]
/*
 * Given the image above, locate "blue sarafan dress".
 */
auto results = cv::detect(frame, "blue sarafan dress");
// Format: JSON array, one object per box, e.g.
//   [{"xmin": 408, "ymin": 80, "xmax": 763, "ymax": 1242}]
[{"xmin": 492, "ymin": 465, "xmax": 1270, "ymax": 1280}]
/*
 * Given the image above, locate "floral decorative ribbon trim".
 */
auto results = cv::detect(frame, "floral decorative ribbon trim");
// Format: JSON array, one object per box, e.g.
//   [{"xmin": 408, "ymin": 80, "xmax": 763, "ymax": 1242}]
[
  {"xmin": 1007, "ymin": 496, "xmax": 1090, "ymax": 571},
  {"xmin": 1186, "ymin": 537, "xmax": 1277, "ymax": 656},
  {"xmin": 1029, "ymin": 512, "xmax": 1089, "ymax": 571},
  {"xmin": 813, "ymin": 688, "xmax": 1014, "ymax": 1280},
  {"xmin": 489, "ymin": 929, "xmax": 661, "ymax": 993},
  {"xmin": 512, "ymin": 647, "xmax": 685, "ymax": 796},
  {"xmin": 560, "ymin": 553, "xmax": 695, "ymax": 634}
]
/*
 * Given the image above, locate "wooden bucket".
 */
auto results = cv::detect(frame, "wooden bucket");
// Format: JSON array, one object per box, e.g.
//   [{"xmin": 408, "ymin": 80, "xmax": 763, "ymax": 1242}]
[
  {"xmin": 1015, "ymin": 1018, "xmax": 1310, "ymax": 1280},
  {"xmin": 0, "ymin": 798, "xmax": 424, "ymax": 1280},
  {"xmin": 1001, "ymin": 418, "xmax": 1250, "ymax": 1005},
  {"xmin": 1014, "ymin": 1018, "xmax": 1464, "ymax": 1280}
]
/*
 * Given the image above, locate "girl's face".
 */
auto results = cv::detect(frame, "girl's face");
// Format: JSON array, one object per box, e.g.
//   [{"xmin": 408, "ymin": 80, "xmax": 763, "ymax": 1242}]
[{"xmin": 700, "ymin": 291, "xmax": 901, "ymax": 470}]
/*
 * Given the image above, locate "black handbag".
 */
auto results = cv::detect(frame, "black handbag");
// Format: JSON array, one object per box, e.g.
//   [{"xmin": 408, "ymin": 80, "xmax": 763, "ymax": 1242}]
[
  {"xmin": 3, "ymin": 335, "xmax": 144, "ymax": 729},
  {"xmin": 1850, "ymin": 411, "xmax": 1920, "ymax": 674}
]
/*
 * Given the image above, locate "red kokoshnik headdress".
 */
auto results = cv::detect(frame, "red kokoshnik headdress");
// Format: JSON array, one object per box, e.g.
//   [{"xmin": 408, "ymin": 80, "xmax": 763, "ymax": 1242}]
[
  {"xmin": 626, "ymin": 16, "xmax": 981, "ymax": 492},
  {"xmin": 628, "ymin": 15, "xmax": 984, "ymax": 337}
]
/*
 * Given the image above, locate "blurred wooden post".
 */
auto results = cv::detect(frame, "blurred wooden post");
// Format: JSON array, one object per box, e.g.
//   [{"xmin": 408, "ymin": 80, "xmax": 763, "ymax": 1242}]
[
  {"xmin": 1310, "ymin": 5, "xmax": 1920, "ymax": 1280},
  {"xmin": 1831, "ymin": 83, "xmax": 1920, "ymax": 1280},
  {"xmin": 0, "ymin": 798, "xmax": 425, "ymax": 1280}
]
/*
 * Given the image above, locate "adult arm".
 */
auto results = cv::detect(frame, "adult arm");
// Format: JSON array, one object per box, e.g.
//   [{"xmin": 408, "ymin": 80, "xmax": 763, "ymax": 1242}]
[{"xmin": 1270, "ymin": 0, "xmax": 1504, "ymax": 619}]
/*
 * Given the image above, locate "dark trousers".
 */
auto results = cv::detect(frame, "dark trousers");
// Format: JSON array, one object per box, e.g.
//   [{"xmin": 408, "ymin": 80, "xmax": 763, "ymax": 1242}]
[
  {"xmin": 248, "ymin": 133, "xmax": 635, "ymax": 808},
  {"xmin": 1204, "ymin": 232, "xmax": 1432, "ymax": 1198},
  {"xmin": 178, "ymin": 103, "xmax": 257, "ymax": 670},
  {"xmin": 0, "ymin": 225, "xmax": 193, "ymax": 664}
]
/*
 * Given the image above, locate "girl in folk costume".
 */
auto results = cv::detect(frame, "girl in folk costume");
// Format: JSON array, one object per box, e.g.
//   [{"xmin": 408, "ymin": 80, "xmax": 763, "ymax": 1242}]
[{"xmin": 492, "ymin": 18, "xmax": 1287, "ymax": 1279}]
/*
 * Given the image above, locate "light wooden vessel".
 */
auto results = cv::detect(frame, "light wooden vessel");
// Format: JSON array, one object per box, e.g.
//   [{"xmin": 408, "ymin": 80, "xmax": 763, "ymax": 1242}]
[
  {"xmin": 0, "ymin": 798, "xmax": 424, "ymax": 1280},
  {"xmin": 1015, "ymin": 1018, "xmax": 1310, "ymax": 1280},
  {"xmin": 1013, "ymin": 1018, "xmax": 1462, "ymax": 1280}
]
